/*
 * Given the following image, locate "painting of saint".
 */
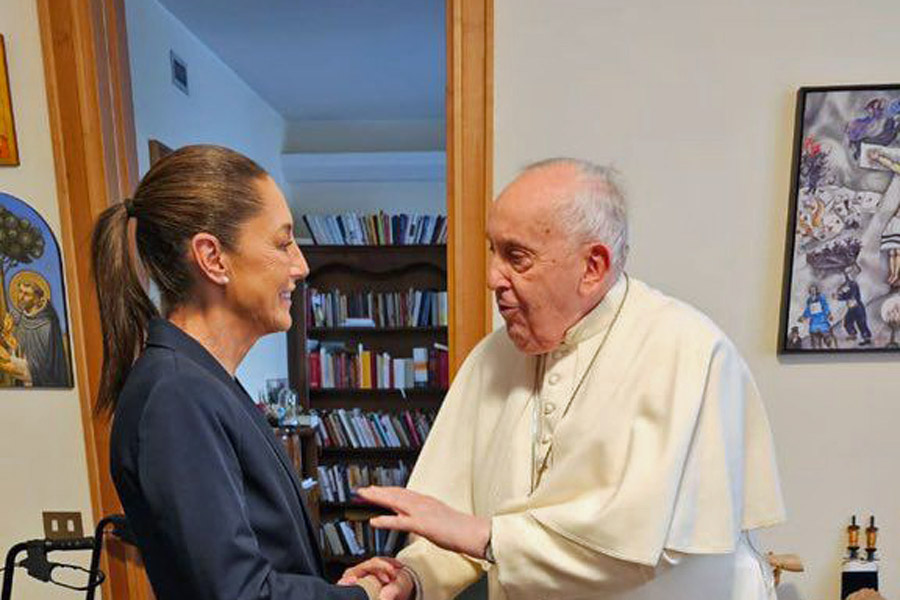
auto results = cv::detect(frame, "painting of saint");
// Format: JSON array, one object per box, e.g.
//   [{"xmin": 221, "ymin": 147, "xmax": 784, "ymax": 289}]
[
  {"xmin": 0, "ymin": 35, "xmax": 19, "ymax": 167},
  {"xmin": 0, "ymin": 193, "xmax": 72, "ymax": 386}
]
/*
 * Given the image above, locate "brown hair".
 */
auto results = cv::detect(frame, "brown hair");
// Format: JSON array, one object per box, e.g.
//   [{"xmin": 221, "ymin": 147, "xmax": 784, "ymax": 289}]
[{"xmin": 91, "ymin": 144, "xmax": 267, "ymax": 414}]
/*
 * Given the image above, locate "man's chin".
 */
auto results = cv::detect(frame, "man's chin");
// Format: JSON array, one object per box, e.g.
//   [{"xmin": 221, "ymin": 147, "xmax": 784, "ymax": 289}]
[{"xmin": 504, "ymin": 325, "xmax": 546, "ymax": 355}]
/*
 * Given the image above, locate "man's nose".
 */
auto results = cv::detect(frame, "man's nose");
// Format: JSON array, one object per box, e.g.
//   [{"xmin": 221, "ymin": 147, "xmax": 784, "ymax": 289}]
[{"xmin": 487, "ymin": 255, "xmax": 507, "ymax": 291}]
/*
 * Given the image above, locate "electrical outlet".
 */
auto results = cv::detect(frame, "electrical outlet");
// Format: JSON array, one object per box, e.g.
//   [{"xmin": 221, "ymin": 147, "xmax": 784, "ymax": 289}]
[{"xmin": 42, "ymin": 511, "xmax": 84, "ymax": 540}]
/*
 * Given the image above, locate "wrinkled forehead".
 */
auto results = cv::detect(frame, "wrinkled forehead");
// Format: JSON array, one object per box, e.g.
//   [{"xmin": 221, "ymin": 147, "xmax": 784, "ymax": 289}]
[{"xmin": 489, "ymin": 165, "xmax": 580, "ymax": 241}]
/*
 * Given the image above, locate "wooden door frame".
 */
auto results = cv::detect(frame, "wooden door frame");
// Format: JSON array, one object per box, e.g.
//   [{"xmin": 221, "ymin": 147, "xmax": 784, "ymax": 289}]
[{"xmin": 37, "ymin": 0, "xmax": 492, "ymax": 597}]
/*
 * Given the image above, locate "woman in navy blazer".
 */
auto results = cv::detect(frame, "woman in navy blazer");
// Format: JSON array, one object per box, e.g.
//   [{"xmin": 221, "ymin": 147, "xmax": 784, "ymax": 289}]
[{"xmin": 91, "ymin": 145, "xmax": 384, "ymax": 600}]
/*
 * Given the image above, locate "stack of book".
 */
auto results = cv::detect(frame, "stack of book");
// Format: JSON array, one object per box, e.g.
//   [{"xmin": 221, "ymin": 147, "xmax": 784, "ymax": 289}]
[
  {"xmin": 307, "ymin": 288, "xmax": 448, "ymax": 329},
  {"xmin": 310, "ymin": 409, "xmax": 436, "ymax": 450},
  {"xmin": 302, "ymin": 212, "xmax": 447, "ymax": 246},
  {"xmin": 321, "ymin": 518, "xmax": 405, "ymax": 557},
  {"xmin": 317, "ymin": 460, "xmax": 412, "ymax": 504},
  {"xmin": 307, "ymin": 342, "xmax": 449, "ymax": 390}
]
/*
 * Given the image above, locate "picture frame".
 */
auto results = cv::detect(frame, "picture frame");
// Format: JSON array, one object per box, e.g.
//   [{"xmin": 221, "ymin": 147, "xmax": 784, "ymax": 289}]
[
  {"xmin": 0, "ymin": 34, "xmax": 20, "ymax": 167},
  {"xmin": 779, "ymin": 84, "xmax": 900, "ymax": 353},
  {"xmin": 0, "ymin": 192, "xmax": 73, "ymax": 388}
]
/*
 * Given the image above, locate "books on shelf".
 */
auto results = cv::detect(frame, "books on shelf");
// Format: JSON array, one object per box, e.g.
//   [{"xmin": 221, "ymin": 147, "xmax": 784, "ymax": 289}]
[
  {"xmin": 310, "ymin": 408, "xmax": 436, "ymax": 450},
  {"xmin": 307, "ymin": 288, "xmax": 448, "ymax": 329},
  {"xmin": 316, "ymin": 460, "xmax": 412, "ymax": 504},
  {"xmin": 302, "ymin": 212, "xmax": 447, "ymax": 246},
  {"xmin": 321, "ymin": 518, "xmax": 405, "ymax": 558},
  {"xmin": 307, "ymin": 342, "xmax": 449, "ymax": 390}
]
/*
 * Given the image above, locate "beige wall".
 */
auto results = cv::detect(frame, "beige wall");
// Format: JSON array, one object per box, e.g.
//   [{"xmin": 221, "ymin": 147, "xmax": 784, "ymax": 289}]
[
  {"xmin": 0, "ymin": 1, "xmax": 95, "ymax": 598},
  {"xmin": 495, "ymin": 1, "xmax": 899, "ymax": 599}
]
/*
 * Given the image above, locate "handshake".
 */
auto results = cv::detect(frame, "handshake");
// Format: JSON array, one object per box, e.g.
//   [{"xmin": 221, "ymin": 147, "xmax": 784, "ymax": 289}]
[
  {"xmin": 339, "ymin": 556, "xmax": 415, "ymax": 600},
  {"xmin": 335, "ymin": 486, "xmax": 493, "ymax": 600}
]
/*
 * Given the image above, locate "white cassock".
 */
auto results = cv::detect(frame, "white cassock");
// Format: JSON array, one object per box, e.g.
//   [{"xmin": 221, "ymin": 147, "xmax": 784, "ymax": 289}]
[{"xmin": 397, "ymin": 275, "xmax": 786, "ymax": 600}]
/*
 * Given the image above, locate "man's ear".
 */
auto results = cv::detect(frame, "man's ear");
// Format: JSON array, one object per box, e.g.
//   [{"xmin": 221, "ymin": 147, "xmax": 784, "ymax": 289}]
[
  {"xmin": 189, "ymin": 232, "xmax": 231, "ymax": 286},
  {"xmin": 581, "ymin": 242, "xmax": 611, "ymax": 293}
]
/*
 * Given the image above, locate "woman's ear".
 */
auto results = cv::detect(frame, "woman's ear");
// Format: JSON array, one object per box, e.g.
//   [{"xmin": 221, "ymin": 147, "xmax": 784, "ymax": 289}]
[{"xmin": 190, "ymin": 232, "xmax": 230, "ymax": 286}]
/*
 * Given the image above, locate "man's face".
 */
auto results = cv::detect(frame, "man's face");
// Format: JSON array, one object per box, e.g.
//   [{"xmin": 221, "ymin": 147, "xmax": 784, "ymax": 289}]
[
  {"xmin": 487, "ymin": 164, "xmax": 599, "ymax": 354},
  {"xmin": 18, "ymin": 283, "xmax": 36, "ymax": 312}
]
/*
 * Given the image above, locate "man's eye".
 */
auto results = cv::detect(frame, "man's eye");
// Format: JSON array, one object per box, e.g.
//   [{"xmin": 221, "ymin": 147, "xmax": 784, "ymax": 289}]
[{"xmin": 509, "ymin": 252, "xmax": 532, "ymax": 269}]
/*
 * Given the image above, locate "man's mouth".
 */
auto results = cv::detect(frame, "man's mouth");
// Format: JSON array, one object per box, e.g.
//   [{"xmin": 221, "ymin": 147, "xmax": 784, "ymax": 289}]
[{"xmin": 497, "ymin": 303, "xmax": 518, "ymax": 316}]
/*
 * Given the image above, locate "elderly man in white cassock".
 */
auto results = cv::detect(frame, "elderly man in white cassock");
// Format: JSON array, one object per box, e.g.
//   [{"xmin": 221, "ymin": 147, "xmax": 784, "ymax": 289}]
[{"xmin": 341, "ymin": 158, "xmax": 786, "ymax": 600}]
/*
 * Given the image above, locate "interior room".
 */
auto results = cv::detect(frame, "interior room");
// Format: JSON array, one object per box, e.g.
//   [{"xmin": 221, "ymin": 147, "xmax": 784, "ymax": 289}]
[{"xmin": 1, "ymin": 0, "xmax": 898, "ymax": 599}]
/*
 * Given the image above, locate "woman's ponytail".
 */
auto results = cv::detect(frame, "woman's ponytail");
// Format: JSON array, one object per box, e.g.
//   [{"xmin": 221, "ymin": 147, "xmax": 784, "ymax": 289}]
[{"xmin": 90, "ymin": 201, "xmax": 158, "ymax": 414}]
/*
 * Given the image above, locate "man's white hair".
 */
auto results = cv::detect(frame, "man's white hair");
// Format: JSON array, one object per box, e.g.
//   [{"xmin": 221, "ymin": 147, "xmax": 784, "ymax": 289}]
[{"xmin": 523, "ymin": 158, "xmax": 629, "ymax": 278}]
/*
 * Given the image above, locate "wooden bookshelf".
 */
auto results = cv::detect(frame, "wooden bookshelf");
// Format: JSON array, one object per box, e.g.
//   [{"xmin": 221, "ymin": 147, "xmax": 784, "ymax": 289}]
[{"xmin": 287, "ymin": 244, "xmax": 447, "ymax": 579}]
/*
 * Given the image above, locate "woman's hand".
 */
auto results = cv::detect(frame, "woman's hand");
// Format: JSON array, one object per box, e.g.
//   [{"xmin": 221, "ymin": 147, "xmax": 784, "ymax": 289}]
[
  {"xmin": 339, "ymin": 556, "xmax": 404, "ymax": 585},
  {"xmin": 355, "ymin": 486, "xmax": 491, "ymax": 559},
  {"xmin": 338, "ymin": 557, "xmax": 414, "ymax": 600}
]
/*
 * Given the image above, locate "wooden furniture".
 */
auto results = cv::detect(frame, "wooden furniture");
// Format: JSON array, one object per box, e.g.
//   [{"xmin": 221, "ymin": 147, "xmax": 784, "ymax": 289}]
[{"xmin": 287, "ymin": 244, "xmax": 447, "ymax": 579}]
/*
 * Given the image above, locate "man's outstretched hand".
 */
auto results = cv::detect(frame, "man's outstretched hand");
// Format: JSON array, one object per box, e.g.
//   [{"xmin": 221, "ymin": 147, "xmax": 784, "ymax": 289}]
[{"xmin": 355, "ymin": 486, "xmax": 491, "ymax": 559}]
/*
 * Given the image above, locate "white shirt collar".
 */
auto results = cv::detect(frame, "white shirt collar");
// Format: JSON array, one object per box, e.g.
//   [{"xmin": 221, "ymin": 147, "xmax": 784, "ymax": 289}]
[{"xmin": 562, "ymin": 273, "xmax": 629, "ymax": 347}]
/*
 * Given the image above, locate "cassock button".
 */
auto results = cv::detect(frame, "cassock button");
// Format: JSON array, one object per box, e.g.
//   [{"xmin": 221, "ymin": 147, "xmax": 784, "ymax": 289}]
[
  {"xmin": 541, "ymin": 433, "xmax": 552, "ymax": 445},
  {"xmin": 548, "ymin": 373, "xmax": 561, "ymax": 385},
  {"xmin": 551, "ymin": 349, "xmax": 564, "ymax": 360},
  {"xmin": 543, "ymin": 402, "xmax": 556, "ymax": 415}
]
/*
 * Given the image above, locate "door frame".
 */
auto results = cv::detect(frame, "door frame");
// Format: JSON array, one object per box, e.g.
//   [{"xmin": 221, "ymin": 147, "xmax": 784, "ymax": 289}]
[{"xmin": 37, "ymin": 0, "xmax": 492, "ymax": 597}]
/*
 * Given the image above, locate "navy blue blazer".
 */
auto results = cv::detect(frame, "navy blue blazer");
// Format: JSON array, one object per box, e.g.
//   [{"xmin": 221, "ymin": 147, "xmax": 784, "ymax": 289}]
[{"xmin": 111, "ymin": 319, "xmax": 365, "ymax": 600}]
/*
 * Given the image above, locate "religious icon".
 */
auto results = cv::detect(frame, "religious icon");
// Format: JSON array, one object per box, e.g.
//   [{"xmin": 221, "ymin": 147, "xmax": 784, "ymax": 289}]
[
  {"xmin": 0, "ymin": 35, "xmax": 19, "ymax": 167},
  {"xmin": 780, "ymin": 84, "xmax": 900, "ymax": 353},
  {"xmin": 0, "ymin": 193, "xmax": 72, "ymax": 387}
]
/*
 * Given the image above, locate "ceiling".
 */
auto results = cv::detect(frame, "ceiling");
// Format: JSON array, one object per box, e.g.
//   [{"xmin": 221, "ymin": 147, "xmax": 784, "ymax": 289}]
[{"xmin": 156, "ymin": 0, "xmax": 446, "ymax": 122}]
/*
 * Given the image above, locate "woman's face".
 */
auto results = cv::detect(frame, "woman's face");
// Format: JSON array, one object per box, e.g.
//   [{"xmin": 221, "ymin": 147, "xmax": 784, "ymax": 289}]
[{"xmin": 226, "ymin": 176, "xmax": 308, "ymax": 336}]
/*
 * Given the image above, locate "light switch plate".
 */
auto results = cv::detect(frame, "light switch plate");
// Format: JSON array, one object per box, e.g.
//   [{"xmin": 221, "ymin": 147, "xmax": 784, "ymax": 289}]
[{"xmin": 42, "ymin": 511, "xmax": 84, "ymax": 540}]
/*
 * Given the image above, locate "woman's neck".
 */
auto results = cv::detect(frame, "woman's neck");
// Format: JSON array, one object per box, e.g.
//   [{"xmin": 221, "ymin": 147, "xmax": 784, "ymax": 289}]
[{"xmin": 167, "ymin": 305, "xmax": 258, "ymax": 376}]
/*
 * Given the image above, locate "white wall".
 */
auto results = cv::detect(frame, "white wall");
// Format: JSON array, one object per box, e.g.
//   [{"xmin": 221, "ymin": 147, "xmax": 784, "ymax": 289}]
[
  {"xmin": 495, "ymin": 1, "xmax": 899, "ymax": 599},
  {"xmin": 0, "ymin": 1, "xmax": 95, "ymax": 597},
  {"xmin": 125, "ymin": 0, "xmax": 289, "ymax": 397}
]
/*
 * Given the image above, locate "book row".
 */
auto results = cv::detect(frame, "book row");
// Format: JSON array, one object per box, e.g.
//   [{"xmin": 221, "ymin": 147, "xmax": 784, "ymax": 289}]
[
  {"xmin": 307, "ymin": 343, "xmax": 449, "ymax": 390},
  {"xmin": 316, "ymin": 460, "xmax": 412, "ymax": 504},
  {"xmin": 310, "ymin": 408, "xmax": 436, "ymax": 450},
  {"xmin": 321, "ymin": 519, "xmax": 405, "ymax": 558},
  {"xmin": 307, "ymin": 288, "xmax": 448, "ymax": 329},
  {"xmin": 302, "ymin": 212, "xmax": 447, "ymax": 246}
]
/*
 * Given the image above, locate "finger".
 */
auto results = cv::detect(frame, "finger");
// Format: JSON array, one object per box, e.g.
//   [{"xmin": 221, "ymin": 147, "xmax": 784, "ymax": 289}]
[
  {"xmin": 380, "ymin": 583, "xmax": 401, "ymax": 600},
  {"xmin": 370, "ymin": 514, "xmax": 417, "ymax": 532},
  {"xmin": 356, "ymin": 486, "xmax": 418, "ymax": 514},
  {"xmin": 348, "ymin": 556, "xmax": 400, "ymax": 582},
  {"xmin": 342, "ymin": 559, "xmax": 391, "ymax": 581}
]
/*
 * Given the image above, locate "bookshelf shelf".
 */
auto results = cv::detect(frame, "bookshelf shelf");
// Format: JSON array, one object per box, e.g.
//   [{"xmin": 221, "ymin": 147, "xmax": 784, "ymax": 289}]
[
  {"xmin": 320, "ymin": 501, "xmax": 392, "ymax": 513},
  {"xmin": 287, "ymin": 242, "xmax": 446, "ymax": 580},
  {"xmin": 319, "ymin": 447, "xmax": 422, "ymax": 457},
  {"xmin": 309, "ymin": 326, "xmax": 447, "ymax": 336}
]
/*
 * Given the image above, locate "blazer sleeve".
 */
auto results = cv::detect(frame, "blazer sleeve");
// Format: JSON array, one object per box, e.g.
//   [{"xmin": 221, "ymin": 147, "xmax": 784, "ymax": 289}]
[{"xmin": 138, "ymin": 375, "xmax": 367, "ymax": 600}]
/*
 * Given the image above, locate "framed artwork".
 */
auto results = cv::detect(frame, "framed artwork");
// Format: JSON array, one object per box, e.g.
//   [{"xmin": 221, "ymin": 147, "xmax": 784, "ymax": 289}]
[
  {"xmin": 0, "ymin": 34, "xmax": 19, "ymax": 166},
  {"xmin": 780, "ymin": 84, "xmax": 900, "ymax": 353},
  {"xmin": 0, "ymin": 192, "xmax": 73, "ymax": 387},
  {"xmin": 148, "ymin": 138, "xmax": 172, "ymax": 166}
]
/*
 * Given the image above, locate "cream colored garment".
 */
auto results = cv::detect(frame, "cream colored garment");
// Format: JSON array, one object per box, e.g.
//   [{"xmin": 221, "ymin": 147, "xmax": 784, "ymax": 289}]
[{"xmin": 398, "ymin": 276, "xmax": 785, "ymax": 600}]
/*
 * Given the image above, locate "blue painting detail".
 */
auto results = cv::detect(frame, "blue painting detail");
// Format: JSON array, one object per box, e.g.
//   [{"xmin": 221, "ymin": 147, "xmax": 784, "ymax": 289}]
[{"xmin": 0, "ymin": 192, "xmax": 72, "ymax": 387}]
